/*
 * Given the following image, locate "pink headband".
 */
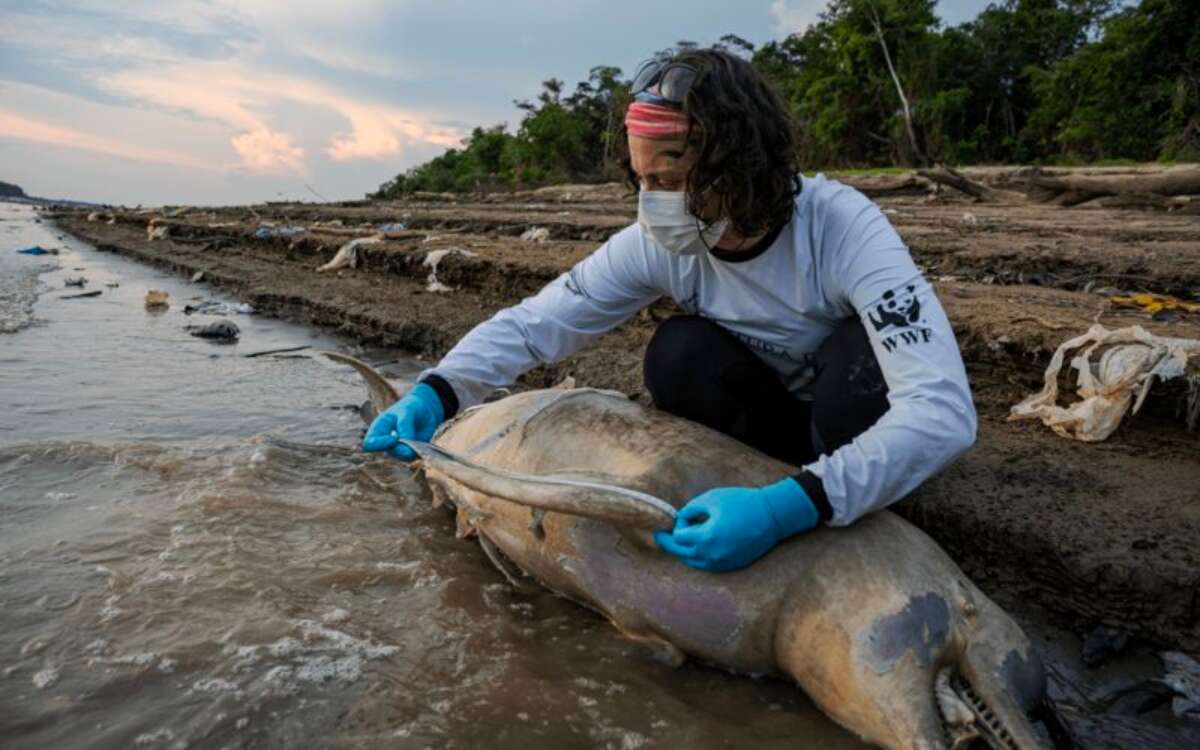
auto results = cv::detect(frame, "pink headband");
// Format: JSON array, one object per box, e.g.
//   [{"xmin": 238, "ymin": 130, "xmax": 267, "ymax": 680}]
[{"xmin": 624, "ymin": 101, "xmax": 689, "ymax": 140}]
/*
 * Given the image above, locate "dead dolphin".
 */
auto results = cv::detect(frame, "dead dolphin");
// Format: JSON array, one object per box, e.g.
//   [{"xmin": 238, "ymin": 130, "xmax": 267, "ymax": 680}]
[{"xmin": 327, "ymin": 352, "xmax": 1050, "ymax": 750}]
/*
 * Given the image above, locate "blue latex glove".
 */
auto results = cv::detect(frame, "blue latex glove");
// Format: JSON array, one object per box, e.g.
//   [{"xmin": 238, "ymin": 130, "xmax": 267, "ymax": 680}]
[
  {"xmin": 362, "ymin": 383, "xmax": 445, "ymax": 461},
  {"xmin": 654, "ymin": 478, "xmax": 819, "ymax": 572}
]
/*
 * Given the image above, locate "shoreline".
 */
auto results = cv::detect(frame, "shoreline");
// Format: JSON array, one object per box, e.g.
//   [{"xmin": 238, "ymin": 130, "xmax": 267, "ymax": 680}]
[{"xmin": 47, "ymin": 184, "xmax": 1200, "ymax": 654}]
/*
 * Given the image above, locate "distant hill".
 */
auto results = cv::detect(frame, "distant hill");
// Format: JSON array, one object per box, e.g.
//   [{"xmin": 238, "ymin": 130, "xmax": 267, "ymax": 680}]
[
  {"xmin": 0, "ymin": 179, "xmax": 102, "ymax": 208},
  {"xmin": 0, "ymin": 180, "xmax": 28, "ymax": 199}
]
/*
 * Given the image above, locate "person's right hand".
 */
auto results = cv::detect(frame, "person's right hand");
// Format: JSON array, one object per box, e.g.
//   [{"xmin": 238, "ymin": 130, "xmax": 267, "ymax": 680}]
[{"xmin": 362, "ymin": 383, "xmax": 445, "ymax": 461}]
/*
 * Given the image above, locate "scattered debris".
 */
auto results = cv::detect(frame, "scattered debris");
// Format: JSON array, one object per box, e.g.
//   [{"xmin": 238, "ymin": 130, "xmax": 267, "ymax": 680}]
[
  {"xmin": 191, "ymin": 271, "xmax": 205, "ymax": 283},
  {"xmin": 1110, "ymin": 292, "xmax": 1200, "ymax": 318},
  {"xmin": 60, "ymin": 290, "xmax": 102, "ymax": 299},
  {"xmin": 185, "ymin": 319, "xmax": 240, "ymax": 341},
  {"xmin": 520, "ymin": 226, "xmax": 551, "ymax": 243},
  {"xmin": 377, "ymin": 222, "xmax": 407, "ymax": 232},
  {"xmin": 144, "ymin": 289, "xmax": 169, "ymax": 309},
  {"xmin": 87, "ymin": 211, "xmax": 113, "ymax": 223},
  {"xmin": 254, "ymin": 225, "xmax": 305, "ymax": 239},
  {"xmin": 16, "ymin": 245, "xmax": 55, "ymax": 256},
  {"xmin": 183, "ymin": 300, "xmax": 255, "ymax": 316},
  {"xmin": 1009, "ymin": 325, "xmax": 1200, "ymax": 441},
  {"xmin": 316, "ymin": 235, "xmax": 382, "ymax": 273},
  {"xmin": 147, "ymin": 222, "xmax": 170, "ymax": 241},
  {"xmin": 1161, "ymin": 651, "xmax": 1200, "ymax": 721},
  {"xmin": 64, "ymin": 277, "xmax": 87, "ymax": 287},
  {"xmin": 244, "ymin": 345, "xmax": 312, "ymax": 358},
  {"xmin": 1082, "ymin": 624, "xmax": 1130, "ymax": 668},
  {"xmin": 422, "ymin": 247, "xmax": 476, "ymax": 292}
]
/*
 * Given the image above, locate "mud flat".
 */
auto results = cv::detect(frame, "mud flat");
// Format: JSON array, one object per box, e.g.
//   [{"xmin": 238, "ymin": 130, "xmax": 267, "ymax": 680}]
[{"xmin": 50, "ymin": 171, "xmax": 1200, "ymax": 657}]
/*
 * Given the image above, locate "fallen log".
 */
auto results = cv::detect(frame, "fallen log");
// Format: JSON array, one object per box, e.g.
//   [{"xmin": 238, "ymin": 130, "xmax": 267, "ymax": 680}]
[
  {"xmin": 1027, "ymin": 167, "xmax": 1200, "ymax": 204},
  {"xmin": 840, "ymin": 172, "xmax": 933, "ymax": 198},
  {"xmin": 916, "ymin": 164, "xmax": 1026, "ymax": 203}
]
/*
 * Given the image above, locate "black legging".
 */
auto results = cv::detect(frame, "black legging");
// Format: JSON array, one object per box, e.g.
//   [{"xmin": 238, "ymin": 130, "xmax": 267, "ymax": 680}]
[{"xmin": 644, "ymin": 315, "xmax": 889, "ymax": 468}]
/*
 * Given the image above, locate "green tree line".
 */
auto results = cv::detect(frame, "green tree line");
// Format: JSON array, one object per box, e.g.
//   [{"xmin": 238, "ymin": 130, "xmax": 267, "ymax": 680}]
[{"xmin": 370, "ymin": 0, "xmax": 1199, "ymax": 198}]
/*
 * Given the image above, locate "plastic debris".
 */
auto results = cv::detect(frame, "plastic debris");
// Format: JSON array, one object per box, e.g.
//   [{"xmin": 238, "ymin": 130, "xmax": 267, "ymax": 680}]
[
  {"xmin": 377, "ymin": 222, "xmax": 407, "ymax": 233},
  {"xmin": 1009, "ymin": 324, "xmax": 1200, "ymax": 441},
  {"xmin": 253, "ymin": 225, "xmax": 305, "ymax": 239},
  {"xmin": 16, "ymin": 245, "xmax": 53, "ymax": 256},
  {"xmin": 1082, "ymin": 625, "xmax": 1129, "ymax": 668},
  {"xmin": 423, "ymin": 247, "xmax": 476, "ymax": 293},
  {"xmin": 144, "ymin": 289, "xmax": 169, "ymax": 309},
  {"xmin": 1161, "ymin": 651, "xmax": 1200, "ymax": 721},
  {"xmin": 316, "ymin": 235, "xmax": 382, "ymax": 273},
  {"xmin": 64, "ymin": 277, "xmax": 87, "ymax": 288},
  {"xmin": 186, "ymin": 319, "xmax": 239, "ymax": 341},
  {"xmin": 1111, "ymin": 292, "xmax": 1200, "ymax": 318},
  {"xmin": 183, "ymin": 300, "xmax": 256, "ymax": 316},
  {"xmin": 520, "ymin": 227, "xmax": 550, "ymax": 243},
  {"xmin": 147, "ymin": 223, "xmax": 170, "ymax": 241},
  {"xmin": 191, "ymin": 271, "xmax": 205, "ymax": 283}
]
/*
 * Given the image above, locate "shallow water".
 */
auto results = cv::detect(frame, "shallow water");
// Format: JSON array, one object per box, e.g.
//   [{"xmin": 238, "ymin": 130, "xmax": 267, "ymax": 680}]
[
  {"xmin": 0, "ymin": 204, "xmax": 868, "ymax": 749},
  {"xmin": 1, "ymin": 203, "xmax": 1195, "ymax": 749}
]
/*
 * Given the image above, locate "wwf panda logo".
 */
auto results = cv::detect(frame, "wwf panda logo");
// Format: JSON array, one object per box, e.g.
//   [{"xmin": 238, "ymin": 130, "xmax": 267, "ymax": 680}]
[{"xmin": 868, "ymin": 285, "xmax": 921, "ymax": 331}]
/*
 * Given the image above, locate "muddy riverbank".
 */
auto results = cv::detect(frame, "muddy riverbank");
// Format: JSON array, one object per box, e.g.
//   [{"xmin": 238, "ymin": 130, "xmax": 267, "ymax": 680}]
[{"xmin": 47, "ymin": 178, "xmax": 1200, "ymax": 664}]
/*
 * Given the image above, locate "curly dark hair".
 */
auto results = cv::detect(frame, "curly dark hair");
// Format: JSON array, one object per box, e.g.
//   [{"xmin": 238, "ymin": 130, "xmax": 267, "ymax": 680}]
[{"xmin": 622, "ymin": 48, "xmax": 801, "ymax": 239}]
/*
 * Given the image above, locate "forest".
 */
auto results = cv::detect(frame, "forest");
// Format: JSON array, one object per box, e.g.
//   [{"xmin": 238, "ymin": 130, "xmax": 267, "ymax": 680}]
[{"xmin": 370, "ymin": 0, "xmax": 1199, "ymax": 197}]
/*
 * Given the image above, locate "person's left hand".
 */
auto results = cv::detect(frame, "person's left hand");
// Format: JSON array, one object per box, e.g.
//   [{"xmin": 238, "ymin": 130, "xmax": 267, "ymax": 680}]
[{"xmin": 653, "ymin": 478, "xmax": 818, "ymax": 572}]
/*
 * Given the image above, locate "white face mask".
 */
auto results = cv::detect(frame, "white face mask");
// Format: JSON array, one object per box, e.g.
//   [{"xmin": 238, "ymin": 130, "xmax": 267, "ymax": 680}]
[{"xmin": 637, "ymin": 191, "xmax": 728, "ymax": 256}]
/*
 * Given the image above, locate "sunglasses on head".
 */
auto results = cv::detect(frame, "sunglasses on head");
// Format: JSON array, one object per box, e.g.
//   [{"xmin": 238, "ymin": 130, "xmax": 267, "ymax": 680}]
[{"xmin": 631, "ymin": 53, "xmax": 698, "ymax": 108}]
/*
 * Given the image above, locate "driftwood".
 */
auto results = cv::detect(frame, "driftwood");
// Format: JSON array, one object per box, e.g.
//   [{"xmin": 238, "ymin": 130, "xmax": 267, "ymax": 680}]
[
  {"xmin": 917, "ymin": 165, "xmax": 1026, "ymax": 203},
  {"xmin": 843, "ymin": 173, "xmax": 933, "ymax": 198},
  {"xmin": 1026, "ymin": 167, "xmax": 1200, "ymax": 206}
]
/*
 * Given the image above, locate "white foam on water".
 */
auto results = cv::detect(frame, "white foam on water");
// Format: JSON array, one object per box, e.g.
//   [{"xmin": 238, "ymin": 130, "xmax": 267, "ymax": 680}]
[
  {"xmin": 321, "ymin": 608, "xmax": 350, "ymax": 624},
  {"xmin": 295, "ymin": 655, "xmax": 362, "ymax": 684},
  {"xmin": 109, "ymin": 652, "xmax": 159, "ymax": 668},
  {"xmin": 267, "ymin": 637, "xmax": 302, "ymax": 658},
  {"xmin": 32, "ymin": 664, "xmax": 59, "ymax": 688},
  {"xmin": 98, "ymin": 594, "xmax": 123, "ymax": 623},
  {"xmin": 191, "ymin": 677, "xmax": 241, "ymax": 695},
  {"xmin": 134, "ymin": 728, "xmax": 175, "ymax": 746}
]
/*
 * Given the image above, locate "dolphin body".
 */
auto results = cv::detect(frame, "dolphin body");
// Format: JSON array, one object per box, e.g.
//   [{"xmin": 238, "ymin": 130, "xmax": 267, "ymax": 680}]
[{"xmin": 329, "ymin": 353, "xmax": 1049, "ymax": 750}]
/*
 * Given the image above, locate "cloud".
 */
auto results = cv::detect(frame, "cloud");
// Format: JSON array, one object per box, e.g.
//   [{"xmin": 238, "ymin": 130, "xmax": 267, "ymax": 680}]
[
  {"xmin": 0, "ymin": 110, "xmax": 215, "ymax": 170},
  {"xmin": 768, "ymin": 0, "xmax": 826, "ymax": 36},
  {"xmin": 97, "ymin": 58, "xmax": 460, "ymax": 172},
  {"xmin": 230, "ymin": 129, "xmax": 306, "ymax": 172}
]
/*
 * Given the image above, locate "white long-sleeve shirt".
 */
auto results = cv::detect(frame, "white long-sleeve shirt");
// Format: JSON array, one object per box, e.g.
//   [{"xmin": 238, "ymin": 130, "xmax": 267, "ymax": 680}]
[{"xmin": 422, "ymin": 174, "xmax": 977, "ymax": 525}]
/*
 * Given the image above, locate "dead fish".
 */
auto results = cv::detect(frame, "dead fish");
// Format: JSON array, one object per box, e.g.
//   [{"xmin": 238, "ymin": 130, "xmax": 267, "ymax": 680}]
[
  {"xmin": 186, "ymin": 319, "xmax": 239, "ymax": 341},
  {"xmin": 327, "ymin": 352, "xmax": 1051, "ymax": 750}
]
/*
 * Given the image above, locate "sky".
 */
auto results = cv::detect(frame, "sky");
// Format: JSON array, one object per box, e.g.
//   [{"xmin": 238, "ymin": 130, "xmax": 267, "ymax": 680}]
[{"xmin": 0, "ymin": 0, "xmax": 994, "ymax": 206}]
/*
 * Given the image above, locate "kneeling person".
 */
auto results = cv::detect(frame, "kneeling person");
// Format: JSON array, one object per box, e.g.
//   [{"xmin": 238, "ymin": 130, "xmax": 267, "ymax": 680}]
[{"xmin": 364, "ymin": 48, "xmax": 977, "ymax": 572}]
